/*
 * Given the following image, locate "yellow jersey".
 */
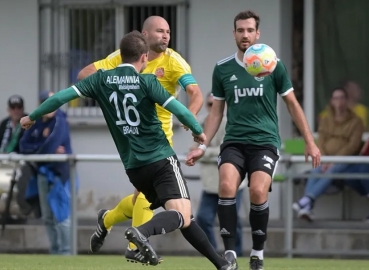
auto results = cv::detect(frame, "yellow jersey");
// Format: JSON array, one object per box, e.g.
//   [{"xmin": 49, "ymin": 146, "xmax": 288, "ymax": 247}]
[
  {"xmin": 93, "ymin": 48, "xmax": 197, "ymax": 146},
  {"xmin": 319, "ymin": 103, "xmax": 369, "ymax": 130}
]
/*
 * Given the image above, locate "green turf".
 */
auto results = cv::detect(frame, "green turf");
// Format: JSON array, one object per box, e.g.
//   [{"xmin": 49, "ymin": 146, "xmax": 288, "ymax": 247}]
[{"xmin": 0, "ymin": 255, "xmax": 368, "ymax": 270}]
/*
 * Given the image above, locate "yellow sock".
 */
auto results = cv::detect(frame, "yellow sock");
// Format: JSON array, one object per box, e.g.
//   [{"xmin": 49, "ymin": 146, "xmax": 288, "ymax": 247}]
[
  {"xmin": 129, "ymin": 192, "xmax": 154, "ymax": 250},
  {"xmin": 103, "ymin": 194, "xmax": 134, "ymax": 230}
]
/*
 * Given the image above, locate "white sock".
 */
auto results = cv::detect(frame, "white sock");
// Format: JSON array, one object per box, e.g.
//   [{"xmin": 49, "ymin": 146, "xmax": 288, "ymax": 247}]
[
  {"xmin": 250, "ymin": 249, "xmax": 264, "ymax": 260},
  {"xmin": 225, "ymin": 250, "xmax": 237, "ymax": 258}
]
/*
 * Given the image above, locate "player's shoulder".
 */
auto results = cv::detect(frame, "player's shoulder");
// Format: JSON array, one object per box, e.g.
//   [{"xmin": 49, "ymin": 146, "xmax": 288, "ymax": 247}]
[
  {"xmin": 276, "ymin": 58, "xmax": 286, "ymax": 68},
  {"xmin": 106, "ymin": 49, "xmax": 121, "ymax": 60},
  {"xmin": 94, "ymin": 68, "xmax": 110, "ymax": 77},
  {"xmin": 216, "ymin": 54, "xmax": 236, "ymax": 66},
  {"xmin": 271, "ymin": 58, "xmax": 288, "ymax": 76},
  {"xmin": 165, "ymin": 48, "xmax": 184, "ymax": 60},
  {"xmin": 165, "ymin": 48, "xmax": 191, "ymax": 67},
  {"xmin": 139, "ymin": 73, "xmax": 157, "ymax": 84}
]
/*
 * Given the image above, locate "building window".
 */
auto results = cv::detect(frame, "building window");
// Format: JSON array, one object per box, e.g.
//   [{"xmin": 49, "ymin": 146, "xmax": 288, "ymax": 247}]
[
  {"xmin": 39, "ymin": 2, "xmax": 187, "ymax": 120},
  {"xmin": 68, "ymin": 8, "xmax": 116, "ymax": 110}
]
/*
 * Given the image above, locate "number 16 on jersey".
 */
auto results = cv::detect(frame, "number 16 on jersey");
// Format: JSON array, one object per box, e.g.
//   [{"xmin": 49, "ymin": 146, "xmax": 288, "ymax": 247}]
[{"xmin": 109, "ymin": 91, "xmax": 140, "ymax": 135}]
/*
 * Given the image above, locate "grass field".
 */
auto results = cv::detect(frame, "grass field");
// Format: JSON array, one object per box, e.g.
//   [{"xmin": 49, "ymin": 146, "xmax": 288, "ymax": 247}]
[{"xmin": 0, "ymin": 255, "xmax": 368, "ymax": 270}]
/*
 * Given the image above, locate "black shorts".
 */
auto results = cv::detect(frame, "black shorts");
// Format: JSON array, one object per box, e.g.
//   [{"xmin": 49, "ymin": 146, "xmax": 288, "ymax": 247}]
[
  {"xmin": 126, "ymin": 155, "xmax": 190, "ymax": 210},
  {"xmin": 218, "ymin": 142, "xmax": 280, "ymax": 191}
]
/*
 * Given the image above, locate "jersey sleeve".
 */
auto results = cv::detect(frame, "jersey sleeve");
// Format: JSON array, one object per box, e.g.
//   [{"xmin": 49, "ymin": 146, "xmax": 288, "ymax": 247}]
[
  {"xmin": 143, "ymin": 75, "xmax": 175, "ymax": 106},
  {"xmin": 93, "ymin": 50, "xmax": 122, "ymax": 70},
  {"xmin": 170, "ymin": 53, "xmax": 197, "ymax": 90},
  {"xmin": 211, "ymin": 64, "xmax": 225, "ymax": 100},
  {"xmin": 72, "ymin": 71, "xmax": 102, "ymax": 99},
  {"xmin": 274, "ymin": 60, "xmax": 294, "ymax": 96}
]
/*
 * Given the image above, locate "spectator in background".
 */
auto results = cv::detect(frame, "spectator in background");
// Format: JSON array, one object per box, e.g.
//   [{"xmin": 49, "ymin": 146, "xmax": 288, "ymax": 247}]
[
  {"xmin": 320, "ymin": 80, "xmax": 368, "ymax": 129},
  {"xmin": 192, "ymin": 93, "xmax": 245, "ymax": 256},
  {"xmin": 293, "ymin": 87, "xmax": 364, "ymax": 221},
  {"xmin": 344, "ymin": 80, "xmax": 368, "ymax": 129},
  {"xmin": 19, "ymin": 91, "xmax": 73, "ymax": 255},
  {"xmin": 0, "ymin": 95, "xmax": 27, "ymax": 153}
]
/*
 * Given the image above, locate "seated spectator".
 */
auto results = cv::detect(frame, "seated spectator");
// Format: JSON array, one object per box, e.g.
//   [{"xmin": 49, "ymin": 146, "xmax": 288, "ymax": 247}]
[
  {"xmin": 320, "ymin": 80, "xmax": 368, "ymax": 129},
  {"xmin": 19, "ymin": 91, "xmax": 73, "ymax": 255},
  {"xmin": 0, "ymin": 95, "xmax": 27, "ymax": 153},
  {"xmin": 293, "ymin": 87, "xmax": 364, "ymax": 221},
  {"xmin": 192, "ymin": 93, "xmax": 245, "ymax": 256}
]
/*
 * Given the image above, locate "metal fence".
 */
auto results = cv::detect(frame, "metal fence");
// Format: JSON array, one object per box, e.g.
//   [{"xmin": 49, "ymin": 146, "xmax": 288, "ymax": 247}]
[{"xmin": 0, "ymin": 153, "xmax": 369, "ymax": 257}]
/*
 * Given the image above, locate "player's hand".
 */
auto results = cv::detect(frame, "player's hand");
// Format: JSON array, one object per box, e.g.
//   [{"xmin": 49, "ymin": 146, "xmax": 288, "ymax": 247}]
[
  {"xmin": 185, "ymin": 148, "xmax": 205, "ymax": 166},
  {"xmin": 20, "ymin": 116, "xmax": 35, "ymax": 130},
  {"xmin": 193, "ymin": 133, "xmax": 206, "ymax": 144},
  {"xmin": 305, "ymin": 142, "xmax": 321, "ymax": 168}
]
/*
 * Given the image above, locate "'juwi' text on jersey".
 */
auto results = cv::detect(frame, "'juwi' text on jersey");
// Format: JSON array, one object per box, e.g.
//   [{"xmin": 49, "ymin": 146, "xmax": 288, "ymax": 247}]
[{"xmin": 234, "ymin": 84, "xmax": 264, "ymax": 103}]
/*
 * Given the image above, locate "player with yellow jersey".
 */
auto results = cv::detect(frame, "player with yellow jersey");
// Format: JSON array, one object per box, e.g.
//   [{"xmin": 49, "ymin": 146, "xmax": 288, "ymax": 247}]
[{"xmin": 77, "ymin": 16, "xmax": 203, "ymax": 264}]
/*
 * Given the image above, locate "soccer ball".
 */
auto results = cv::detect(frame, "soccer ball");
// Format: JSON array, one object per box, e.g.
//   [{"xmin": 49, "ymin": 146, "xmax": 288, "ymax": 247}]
[{"xmin": 243, "ymin": 44, "xmax": 278, "ymax": 77}]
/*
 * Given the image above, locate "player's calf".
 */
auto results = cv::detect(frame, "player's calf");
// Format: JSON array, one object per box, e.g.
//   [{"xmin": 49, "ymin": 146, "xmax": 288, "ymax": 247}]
[
  {"xmin": 248, "ymin": 171, "xmax": 272, "ymax": 267},
  {"xmin": 164, "ymin": 199, "xmax": 232, "ymax": 270},
  {"xmin": 130, "ymin": 205, "xmax": 185, "ymax": 239},
  {"xmin": 217, "ymin": 163, "xmax": 242, "ymax": 256}
]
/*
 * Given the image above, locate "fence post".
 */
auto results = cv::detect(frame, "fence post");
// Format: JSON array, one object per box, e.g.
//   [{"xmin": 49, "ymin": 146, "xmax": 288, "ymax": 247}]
[
  {"xmin": 284, "ymin": 160, "xmax": 294, "ymax": 258},
  {"xmin": 69, "ymin": 156, "xmax": 78, "ymax": 255}
]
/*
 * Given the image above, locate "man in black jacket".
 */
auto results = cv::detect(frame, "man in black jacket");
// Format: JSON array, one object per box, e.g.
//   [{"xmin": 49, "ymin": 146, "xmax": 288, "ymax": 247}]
[{"xmin": 0, "ymin": 95, "xmax": 27, "ymax": 153}]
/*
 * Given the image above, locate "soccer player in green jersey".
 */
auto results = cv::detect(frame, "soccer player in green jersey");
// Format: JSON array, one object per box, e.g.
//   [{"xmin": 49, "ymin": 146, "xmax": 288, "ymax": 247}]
[
  {"xmin": 20, "ymin": 31, "xmax": 235, "ymax": 270},
  {"xmin": 186, "ymin": 10, "xmax": 321, "ymax": 270}
]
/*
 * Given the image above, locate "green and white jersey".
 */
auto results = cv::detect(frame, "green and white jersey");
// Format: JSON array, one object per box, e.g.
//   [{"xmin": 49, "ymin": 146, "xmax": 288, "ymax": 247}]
[
  {"xmin": 72, "ymin": 64, "xmax": 176, "ymax": 169},
  {"xmin": 212, "ymin": 53, "xmax": 293, "ymax": 149}
]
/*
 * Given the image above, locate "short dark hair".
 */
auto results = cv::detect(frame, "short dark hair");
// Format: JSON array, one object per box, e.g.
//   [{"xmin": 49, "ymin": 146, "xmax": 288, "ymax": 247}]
[
  {"xmin": 234, "ymin": 10, "xmax": 260, "ymax": 30},
  {"xmin": 120, "ymin": 30, "xmax": 149, "ymax": 63}
]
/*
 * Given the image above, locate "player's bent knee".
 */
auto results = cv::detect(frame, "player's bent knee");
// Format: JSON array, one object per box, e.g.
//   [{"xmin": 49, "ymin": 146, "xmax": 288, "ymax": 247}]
[
  {"xmin": 218, "ymin": 180, "xmax": 238, "ymax": 197},
  {"xmin": 164, "ymin": 198, "xmax": 192, "ymax": 228},
  {"xmin": 249, "ymin": 186, "xmax": 266, "ymax": 203}
]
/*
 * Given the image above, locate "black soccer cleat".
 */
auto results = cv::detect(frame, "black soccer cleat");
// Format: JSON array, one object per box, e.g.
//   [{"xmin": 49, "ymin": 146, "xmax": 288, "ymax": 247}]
[
  {"xmin": 249, "ymin": 256, "xmax": 264, "ymax": 270},
  {"xmin": 125, "ymin": 227, "xmax": 159, "ymax": 266},
  {"xmin": 125, "ymin": 247, "xmax": 163, "ymax": 265},
  {"xmin": 224, "ymin": 251, "xmax": 238, "ymax": 270},
  {"xmin": 89, "ymin": 209, "xmax": 110, "ymax": 253}
]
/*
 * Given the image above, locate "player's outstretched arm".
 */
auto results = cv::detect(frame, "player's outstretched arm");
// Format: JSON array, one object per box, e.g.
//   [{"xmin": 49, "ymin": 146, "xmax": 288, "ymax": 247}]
[
  {"xmin": 282, "ymin": 91, "xmax": 321, "ymax": 167},
  {"xmin": 77, "ymin": 50, "xmax": 121, "ymax": 81},
  {"xmin": 20, "ymin": 88, "xmax": 79, "ymax": 129}
]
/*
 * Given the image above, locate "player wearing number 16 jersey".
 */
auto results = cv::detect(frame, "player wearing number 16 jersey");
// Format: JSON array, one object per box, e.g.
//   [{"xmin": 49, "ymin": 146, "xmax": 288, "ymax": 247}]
[
  {"xmin": 77, "ymin": 16, "xmax": 203, "ymax": 262},
  {"xmin": 20, "ymin": 31, "xmax": 234, "ymax": 270}
]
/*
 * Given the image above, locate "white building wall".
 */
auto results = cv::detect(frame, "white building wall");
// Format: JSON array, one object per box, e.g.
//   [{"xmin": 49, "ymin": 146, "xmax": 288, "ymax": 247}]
[
  {"xmin": 0, "ymin": 0, "xmax": 39, "ymax": 116},
  {"xmin": 0, "ymin": 0, "xmax": 292, "ymax": 219}
]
